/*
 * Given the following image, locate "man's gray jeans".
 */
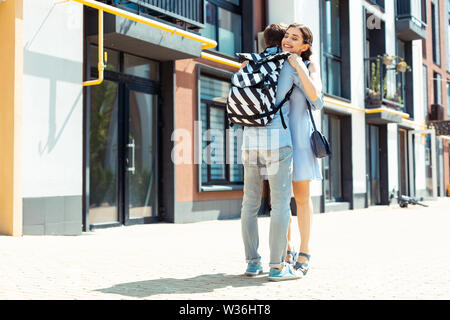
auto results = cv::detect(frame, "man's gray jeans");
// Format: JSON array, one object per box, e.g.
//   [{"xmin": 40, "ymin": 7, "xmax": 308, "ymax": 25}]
[{"xmin": 240, "ymin": 146, "xmax": 293, "ymax": 269}]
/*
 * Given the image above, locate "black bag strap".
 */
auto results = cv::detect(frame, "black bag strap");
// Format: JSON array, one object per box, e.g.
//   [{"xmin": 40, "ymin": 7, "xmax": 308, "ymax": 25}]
[
  {"xmin": 302, "ymin": 60, "xmax": 318, "ymax": 131},
  {"xmin": 306, "ymin": 100, "xmax": 318, "ymax": 132}
]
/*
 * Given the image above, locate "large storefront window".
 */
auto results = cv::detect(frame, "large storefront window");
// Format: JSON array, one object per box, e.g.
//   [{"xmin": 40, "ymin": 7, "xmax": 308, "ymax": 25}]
[
  {"xmin": 200, "ymin": 75, "xmax": 243, "ymax": 187},
  {"xmin": 201, "ymin": 0, "xmax": 243, "ymax": 56}
]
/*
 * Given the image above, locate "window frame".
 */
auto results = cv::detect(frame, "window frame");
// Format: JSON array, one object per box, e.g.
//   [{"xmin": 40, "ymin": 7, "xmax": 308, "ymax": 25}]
[
  {"xmin": 431, "ymin": 0, "xmax": 441, "ymax": 66},
  {"xmin": 434, "ymin": 72, "xmax": 443, "ymax": 104},
  {"xmin": 423, "ymin": 64, "xmax": 429, "ymax": 121},
  {"xmin": 200, "ymin": 99, "xmax": 244, "ymax": 186},
  {"xmin": 196, "ymin": 65, "xmax": 244, "ymax": 192},
  {"xmin": 320, "ymin": 0, "xmax": 351, "ymax": 101},
  {"xmin": 322, "ymin": 113, "xmax": 345, "ymax": 203},
  {"xmin": 202, "ymin": 0, "xmax": 244, "ymax": 57}
]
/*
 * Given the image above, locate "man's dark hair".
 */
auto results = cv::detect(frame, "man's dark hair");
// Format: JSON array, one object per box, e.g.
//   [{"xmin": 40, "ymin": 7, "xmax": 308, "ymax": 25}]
[{"xmin": 263, "ymin": 22, "xmax": 288, "ymax": 48}]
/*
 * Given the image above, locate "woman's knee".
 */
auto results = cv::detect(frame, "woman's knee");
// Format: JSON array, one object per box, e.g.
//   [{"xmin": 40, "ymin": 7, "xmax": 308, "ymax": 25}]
[
  {"xmin": 295, "ymin": 194, "xmax": 311, "ymax": 207},
  {"xmin": 293, "ymin": 181, "xmax": 311, "ymax": 206}
]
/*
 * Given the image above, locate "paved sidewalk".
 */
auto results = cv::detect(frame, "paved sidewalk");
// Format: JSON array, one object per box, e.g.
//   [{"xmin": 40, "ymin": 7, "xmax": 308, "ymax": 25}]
[{"xmin": 0, "ymin": 198, "xmax": 449, "ymax": 300}]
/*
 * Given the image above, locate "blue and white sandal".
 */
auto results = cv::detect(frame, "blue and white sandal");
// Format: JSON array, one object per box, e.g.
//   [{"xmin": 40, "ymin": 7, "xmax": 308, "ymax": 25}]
[
  {"xmin": 285, "ymin": 249, "xmax": 298, "ymax": 265},
  {"xmin": 294, "ymin": 252, "xmax": 311, "ymax": 275}
]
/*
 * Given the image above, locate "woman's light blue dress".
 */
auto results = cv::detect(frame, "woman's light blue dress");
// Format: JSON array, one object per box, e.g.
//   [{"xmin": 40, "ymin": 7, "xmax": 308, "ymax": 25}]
[{"xmin": 283, "ymin": 63, "xmax": 323, "ymax": 182}]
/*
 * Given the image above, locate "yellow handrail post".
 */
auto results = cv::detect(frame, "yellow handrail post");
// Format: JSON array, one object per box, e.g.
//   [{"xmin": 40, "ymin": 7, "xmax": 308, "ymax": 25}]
[{"xmin": 83, "ymin": 8, "xmax": 104, "ymax": 87}]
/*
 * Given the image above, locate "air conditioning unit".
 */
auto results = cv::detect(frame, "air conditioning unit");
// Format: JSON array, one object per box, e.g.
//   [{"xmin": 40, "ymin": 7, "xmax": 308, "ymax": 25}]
[
  {"xmin": 257, "ymin": 32, "xmax": 266, "ymax": 53},
  {"xmin": 430, "ymin": 104, "xmax": 444, "ymax": 121}
]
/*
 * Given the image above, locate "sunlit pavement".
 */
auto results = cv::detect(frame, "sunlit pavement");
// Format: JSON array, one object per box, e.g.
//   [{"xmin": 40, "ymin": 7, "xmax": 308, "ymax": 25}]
[{"xmin": 1, "ymin": 198, "xmax": 449, "ymax": 300}]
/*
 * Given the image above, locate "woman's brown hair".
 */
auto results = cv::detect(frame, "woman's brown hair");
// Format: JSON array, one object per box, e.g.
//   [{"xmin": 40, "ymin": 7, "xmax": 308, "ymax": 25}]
[{"xmin": 287, "ymin": 23, "xmax": 313, "ymax": 61}]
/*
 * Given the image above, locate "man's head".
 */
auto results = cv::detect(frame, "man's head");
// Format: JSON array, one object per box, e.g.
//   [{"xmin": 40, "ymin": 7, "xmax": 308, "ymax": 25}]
[{"xmin": 263, "ymin": 22, "xmax": 288, "ymax": 48}]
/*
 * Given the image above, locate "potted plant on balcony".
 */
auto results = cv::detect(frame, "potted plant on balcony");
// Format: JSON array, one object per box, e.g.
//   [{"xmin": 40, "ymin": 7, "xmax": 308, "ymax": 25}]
[
  {"xmin": 396, "ymin": 57, "xmax": 411, "ymax": 73},
  {"xmin": 367, "ymin": 59, "xmax": 382, "ymax": 106},
  {"xmin": 382, "ymin": 53, "xmax": 394, "ymax": 65}
]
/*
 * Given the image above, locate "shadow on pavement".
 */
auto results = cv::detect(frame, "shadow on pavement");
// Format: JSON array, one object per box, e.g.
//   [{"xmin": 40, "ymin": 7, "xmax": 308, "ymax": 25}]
[{"xmin": 96, "ymin": 273, "xmax": 269, "ymax": 298}]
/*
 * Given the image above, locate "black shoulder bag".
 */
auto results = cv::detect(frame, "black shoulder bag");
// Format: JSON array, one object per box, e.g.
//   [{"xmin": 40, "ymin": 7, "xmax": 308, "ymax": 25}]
[{"xmin": 306, "ymin": 100, "xmax": 331, "ymax": 159}]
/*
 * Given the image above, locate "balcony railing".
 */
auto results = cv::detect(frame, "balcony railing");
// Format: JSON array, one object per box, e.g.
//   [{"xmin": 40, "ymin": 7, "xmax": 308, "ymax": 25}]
[
  {"xmin": 364, "ymin": 57, "xmax": 406, "ymax": 111},
  {"xmin": 98, "ymin": 0, "xmax": 205, "ymax": 29}
]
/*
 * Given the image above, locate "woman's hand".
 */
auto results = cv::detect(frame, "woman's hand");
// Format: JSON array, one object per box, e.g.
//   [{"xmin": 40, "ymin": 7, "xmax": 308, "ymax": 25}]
[
  {"xmin": 289, "ymin": 54, "xmax": 323, "ymax": 102},
  {"xmin": 288, "ymin": 54, "xmax": 308, "ymax": 74}
]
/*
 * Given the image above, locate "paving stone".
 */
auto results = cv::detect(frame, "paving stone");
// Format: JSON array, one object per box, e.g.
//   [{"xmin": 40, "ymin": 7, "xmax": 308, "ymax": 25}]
[{"xmin": 0, "ymin": 198, "xmax": 449, "ymax": 299}]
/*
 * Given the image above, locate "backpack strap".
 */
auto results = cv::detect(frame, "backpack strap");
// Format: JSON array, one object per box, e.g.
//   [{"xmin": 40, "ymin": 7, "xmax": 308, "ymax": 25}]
[{"xmin": 278, "ymin": 85, "xmax": 295, "ymax": 129}]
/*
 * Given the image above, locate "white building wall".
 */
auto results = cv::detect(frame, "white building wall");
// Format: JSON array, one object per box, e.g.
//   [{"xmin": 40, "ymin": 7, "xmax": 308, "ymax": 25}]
[
  {"xmin": 22, "ymin": 0, "xmax": 83, "ymax": 198},
  {"xmin": 411, "ymin": 40, "xmax": 427, "ymax": 195},
  {"xmin": 349, "ymin": 1, "xmax": 367, "ymax": 196},
  {"xmin": 383, "ymin": 0, "xmax": 400, "ymax": 195}
]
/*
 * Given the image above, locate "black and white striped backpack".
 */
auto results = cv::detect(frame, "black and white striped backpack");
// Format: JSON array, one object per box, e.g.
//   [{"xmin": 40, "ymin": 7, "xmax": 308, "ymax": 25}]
[{"xmin": 226, "ymin": 48, "xmax": 295, "ymax": 129}]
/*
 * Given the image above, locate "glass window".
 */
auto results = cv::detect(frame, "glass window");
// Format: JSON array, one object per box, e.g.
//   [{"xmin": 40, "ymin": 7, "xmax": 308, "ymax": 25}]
[
  {"xmin": 431, "ymin": 1, "xmax": 441, "ymax": 65},
  {"xmin": 434, "ymin": 72, "xmax": 442, "ymax": 104},
  {"xmin": 423, "ymin": 65, "xmax": 428, "ymax": 120},
  {"xmin": 124, "ymin": 54, "xmax": 159, "ymax": 81},
  {"xmin": 203, "ymin": 2, "xmax": 218, "ymax": 43},
  {"xmin": 200, "ymin": 0, "xmax": 243, "ymax": 56},
  {"xmin": 322, "ymin": 0, "xmax": 344, "ymax": 98},
  {"xmin": 324, "ymin": 58, "xmax": 342, "ymax": 97},
  {"xmin": 200, "ymin": 75, "xmax": 243, "ymax": 186},
  {"xmin": 447, "ymin": 82, "xmax": 450, "ymax": 118},
  {"xmin": 324, "ymin": 0, "xmax": 341, "ymax": 57},
  {"xmin": 224, "ymin": 0, "xmax": 240, "ymax": 5},
  {"xmin": 89, "ymin": 80, "xmax": 119, "ymax": 224},
  {"xmin": 411, "ymin": 0, "xmax": 423, "ymax": 22},
  {"xmin": 448, "ymin": 23, "xmax": 450, "ymax": 72},
  {"xmin": 323, "ymin": 113, "xmax": 343, "ymax": 202},
  {"xmin": 218, "ymin": 8, "xmax": 242, "ymax": 56}
]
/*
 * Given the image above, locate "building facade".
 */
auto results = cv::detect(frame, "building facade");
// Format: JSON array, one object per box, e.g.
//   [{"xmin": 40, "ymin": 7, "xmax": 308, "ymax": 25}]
[
  {"xmin": 422, "ymin": 0, "xmax": 450, "ymax": 197},
  {"xmin": 0, "ymin": 0, "xmax": 448, "ymax": 236}
]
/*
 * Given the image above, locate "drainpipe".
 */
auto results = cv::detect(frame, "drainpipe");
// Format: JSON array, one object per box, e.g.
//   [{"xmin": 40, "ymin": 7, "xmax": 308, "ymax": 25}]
[{"xmin": 83, "ymin": 9, "xmax": 104, "ymax": 87}]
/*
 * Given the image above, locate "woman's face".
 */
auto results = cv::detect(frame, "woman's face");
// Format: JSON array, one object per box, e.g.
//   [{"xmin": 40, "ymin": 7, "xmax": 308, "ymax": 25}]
[{"xmin": 281, "ymin": 27, "xmax": 309, "ymax": 55}]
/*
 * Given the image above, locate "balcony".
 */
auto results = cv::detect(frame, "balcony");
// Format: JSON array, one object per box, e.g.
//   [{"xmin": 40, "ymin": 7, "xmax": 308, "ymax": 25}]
[
  {"xmin": 365, "ymin": 56, "xmax": 408, "ymax": 122},
  {"xmin": 396, "ymin": 0, "xmax": 427, "ymax": 41},
  {"xmin": 86, "ymin": 0, "xmax": 206, "ymax": 61},
  {"xmin": 97, "ymin": 0, "xmax": 205, "ymax": 30}
]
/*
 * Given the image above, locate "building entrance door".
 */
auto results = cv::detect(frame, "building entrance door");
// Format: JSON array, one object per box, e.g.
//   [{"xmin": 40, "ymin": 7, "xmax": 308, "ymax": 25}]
[
  {"xmin": 367, "ymin": 125, "xmax": 381, "ymax": 205},
  {"xmin": 398, "ymin": 128, "xmax": 410, "ymax": 196},
  {"xmin": 86, "ymin": 47, "xmax": 160, "ymax": 229},
  {"xmin": 123, "ymin": 85, "xmax": 158, "ymax": 225}
]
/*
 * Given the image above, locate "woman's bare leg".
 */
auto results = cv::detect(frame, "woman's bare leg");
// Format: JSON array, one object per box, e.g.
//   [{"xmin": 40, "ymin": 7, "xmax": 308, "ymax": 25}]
[
  {"xmin": 285, "ymin": 216, "xmax": 293, "ymax": 262},
  {"xmin": 292, "ymin": 180, "xmax": 313, "ymax": 263}
]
